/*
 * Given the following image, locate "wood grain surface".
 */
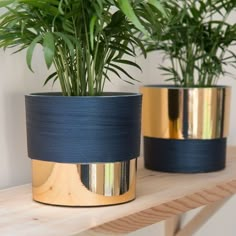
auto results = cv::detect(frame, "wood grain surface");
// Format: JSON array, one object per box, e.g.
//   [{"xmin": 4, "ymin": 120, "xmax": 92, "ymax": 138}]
[{"xmin": 0, "ymin": 147, "xmax": 236, "ymax": 236}]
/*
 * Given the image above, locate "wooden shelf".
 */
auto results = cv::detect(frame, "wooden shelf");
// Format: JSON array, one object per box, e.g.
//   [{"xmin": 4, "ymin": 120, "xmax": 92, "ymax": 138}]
[{"xmin": 1, "ymin": 147, "xmax": 236, "ymax": 236}]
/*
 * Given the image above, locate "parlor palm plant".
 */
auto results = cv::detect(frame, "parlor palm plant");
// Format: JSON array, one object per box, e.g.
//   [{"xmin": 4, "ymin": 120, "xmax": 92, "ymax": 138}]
[
  {"xmin": 0, "ymin": 0, "xmax": 167, "ymax": 206},
  {"xmin": 141, "ymin": 0, "xmax": 236, "ymax": 173},
  {"xmin": 148, "ymin": 0, "xmax": 236, "ymax": 86},
  {"xmin": 0, "ymin": 0, "xmax": 165, "ymax": 96}
]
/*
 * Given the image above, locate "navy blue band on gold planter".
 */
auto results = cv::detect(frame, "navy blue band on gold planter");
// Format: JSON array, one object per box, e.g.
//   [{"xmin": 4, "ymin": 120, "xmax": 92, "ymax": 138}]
[
  {"xmin": 25, "ymin": 92, "xmax": 142, "ymax": 163},
  {"xmin": 144, "ymin": 137, "xmax": 226, "ymax": 173}
]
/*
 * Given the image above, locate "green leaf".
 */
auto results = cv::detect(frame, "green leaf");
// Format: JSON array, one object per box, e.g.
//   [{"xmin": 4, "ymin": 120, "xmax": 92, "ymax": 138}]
[
  {"xmin": 26, "ymin": 35, "xmax": 43, "ymax": 72},
  {"xmin": 62, "ymin": 20, "xmax": 75, "ymax": 34},
  {"xmin": 105, "ymin": 66, "xmax": 121, "ymax": 78},
  {"xmin": 117, "ymin": 0, "xmax": 148, "ymax": 36},
  {"xmin": 108, "ymin": 43, "xmax": 135, "ymax": 57},
  {"xmin": 43, "ymin": 32, "xmax": 55, "ymax": 69},
  {"xmin": 147, "ymin": 0, "xmax": 168, "ymax": 17},
  {"xmin": 0, "ymin": 0, "xmax": 15, "ymax": 8},
  {"xmin": 109, "ymin": 63, "xmax": 138, "ymax": 81},
  {"xmin": 131, "ymin": 36, "xmax": 147, "ymax": 58},
  {"xmin": 18, "ymin": 0, "xmax": 59, "ymax": 15},
  {"xmin": 102, "ymin": 72, "xmax": 111, "ymax": 82},
  {"xmin": 44, "ymin": 71, "xmax": 57, "ymax": 86},
  {"xmin": 54, "ymin": 32, "xmax": 75, "ymax": 57},
  {"xmin": 59, "ymin": 0, "xmax": 65, "ymax": 14},
  {"xmin": 89, "ymin": 15, "xmax": 97, "ymax": 50},
  {"xmin": 113, "ymin": 59, "xmax": 142, "ymax": 71}
]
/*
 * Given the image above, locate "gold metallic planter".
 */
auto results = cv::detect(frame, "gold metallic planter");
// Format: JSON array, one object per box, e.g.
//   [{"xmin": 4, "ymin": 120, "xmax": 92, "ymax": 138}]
[
  {"xmin": 32, "ymin": 159, "xmax": 137, "ymax": 206},
  {"xmin": 141, "ymin": 85, "xmax": 231, "ymax": 173},
  {"xmin": 141, "ymin": 86, "xmax": 231, "ymax": 139}
]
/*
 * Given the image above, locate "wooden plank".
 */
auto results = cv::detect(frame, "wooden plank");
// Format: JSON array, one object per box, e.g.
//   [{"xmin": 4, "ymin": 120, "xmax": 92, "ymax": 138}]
[
  {"xmin": 0, "ymin": 147, "xmax": 236, "ymax": 236},
  {"xmin": 165, "ymin": 215, "xmax": 181, "ymax": 236},
  {"xmin": 176, "ymin": 197, "xmax": 231, "ymax": 236}
]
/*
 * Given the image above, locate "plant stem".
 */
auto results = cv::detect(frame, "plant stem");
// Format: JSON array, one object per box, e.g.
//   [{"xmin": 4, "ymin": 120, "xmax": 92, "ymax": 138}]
[{"xmin": 57, "ymin": 46, "xmax": 72, "ymax": 96}]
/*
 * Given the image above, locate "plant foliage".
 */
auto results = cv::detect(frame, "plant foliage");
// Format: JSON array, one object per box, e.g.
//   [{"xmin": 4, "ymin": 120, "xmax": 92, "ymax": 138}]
[
  {"xmin": 147, "ymin": 0, "xmax": 236, "ymax": 87},
  {"xmin": 0, "ymin": 0, "xmax": 165, "ymax": 95}
]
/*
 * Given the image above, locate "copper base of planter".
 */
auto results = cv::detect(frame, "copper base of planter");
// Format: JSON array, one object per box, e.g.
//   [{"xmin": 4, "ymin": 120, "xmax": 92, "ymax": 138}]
[{"xmin": 31, "ymin": 159, "xmax": 137, "ymax": 206}]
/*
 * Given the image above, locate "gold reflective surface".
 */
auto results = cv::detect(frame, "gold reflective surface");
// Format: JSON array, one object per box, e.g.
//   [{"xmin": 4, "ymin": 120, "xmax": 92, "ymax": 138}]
[
  {"xmin": 32, "ymin": 159, "xmax": 137, "ymax": 206},
  {"xmin": 141, "ymin": 86, "xmax": 231, "ymax": 139}
]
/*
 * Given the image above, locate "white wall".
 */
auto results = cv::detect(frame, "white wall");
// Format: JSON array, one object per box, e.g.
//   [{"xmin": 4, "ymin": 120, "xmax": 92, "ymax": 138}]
[
  {"xmin": 0, "ymin": 48, "xmax": 58, "ymax": 189},
  {"xmin": 0, "ymin": 47, "xmax": 236, "ymax": 235}
]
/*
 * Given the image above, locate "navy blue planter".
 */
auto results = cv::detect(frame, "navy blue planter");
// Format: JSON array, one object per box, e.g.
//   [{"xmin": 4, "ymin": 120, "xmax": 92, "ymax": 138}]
[{"xmin": 25, "ymin": 92, "xmax": 142, "ymax": 164}]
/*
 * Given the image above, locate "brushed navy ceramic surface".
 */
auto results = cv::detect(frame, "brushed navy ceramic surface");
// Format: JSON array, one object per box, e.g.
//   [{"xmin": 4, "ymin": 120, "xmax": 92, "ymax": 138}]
[
  {"xmin": 144, "ymin": 137, "xmax": 226, "ymax": 173},
  {"xmin": 25, "ymin": 93, "xmax": 142, "ymax": 163}
]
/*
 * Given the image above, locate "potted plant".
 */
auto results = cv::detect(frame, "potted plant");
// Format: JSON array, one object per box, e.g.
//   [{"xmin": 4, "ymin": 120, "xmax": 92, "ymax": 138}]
[
  {"xmin": 142, "ymin": 0, "xmax": 236, "ymax": 173},
  {"xmin": 0, "ymin": 0, "xmax": 165, "ymax": 206}
]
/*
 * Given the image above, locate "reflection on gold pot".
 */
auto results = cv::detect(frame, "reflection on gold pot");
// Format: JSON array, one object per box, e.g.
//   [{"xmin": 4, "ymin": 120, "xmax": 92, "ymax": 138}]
[{"xmin": 32, "ymin": 159, "xmax": 137, "ymax": 206}]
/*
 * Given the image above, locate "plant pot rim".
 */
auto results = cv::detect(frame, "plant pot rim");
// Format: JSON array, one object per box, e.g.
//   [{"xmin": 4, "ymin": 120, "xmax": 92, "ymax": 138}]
[
  {"xmin": 142, "ymin": 84, "xmax": 231, "ymax": 89},
  {"xmin": 26, "ymin": 92, "xmax": 141, "ymax": 98}
]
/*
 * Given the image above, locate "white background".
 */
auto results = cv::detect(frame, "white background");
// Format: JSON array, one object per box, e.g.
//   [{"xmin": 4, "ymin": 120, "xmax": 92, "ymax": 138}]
[{"xmin": 1, "ymin": 47, "xmax": 236, "ymax": 235}]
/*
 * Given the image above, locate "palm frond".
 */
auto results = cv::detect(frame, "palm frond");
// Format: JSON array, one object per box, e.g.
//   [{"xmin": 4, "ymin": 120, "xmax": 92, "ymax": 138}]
[{"xmin": 0, "ymin": 0, "xmax": 167, "ymax": 95}]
